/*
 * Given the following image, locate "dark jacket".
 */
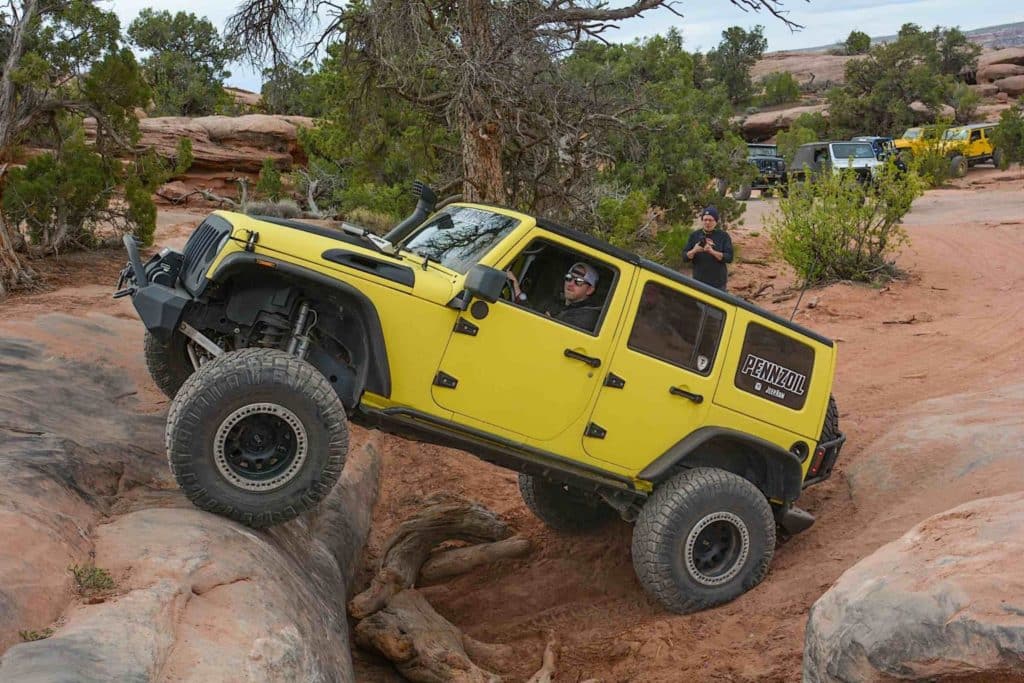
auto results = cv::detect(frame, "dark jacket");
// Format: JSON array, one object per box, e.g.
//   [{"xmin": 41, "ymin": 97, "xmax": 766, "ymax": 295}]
[
  {"xmin": 684, "ymin": 228, "xmax": 733, "ymax": 290},
  {"xmin": 551, "ymin": 298, "xmax": 600, "ymax": 333}
]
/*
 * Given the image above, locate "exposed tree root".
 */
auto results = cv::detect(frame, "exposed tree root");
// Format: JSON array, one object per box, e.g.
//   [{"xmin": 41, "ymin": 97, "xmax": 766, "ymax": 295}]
[
  {"xmin": 419, "ymin": 535, "xmax": 531, "ymax": 584},
  {"xmin": 354, "ymin": 589, "xmax": 501, "ymax": 683},
  {"xmin": 348, "ymin": 494, "xmax": 512, "ymax": 619}
]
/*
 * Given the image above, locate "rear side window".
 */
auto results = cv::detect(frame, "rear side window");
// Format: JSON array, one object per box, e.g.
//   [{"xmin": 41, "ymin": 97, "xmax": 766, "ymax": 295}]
[
  {"xmin": 735, "ymin": 323, "xmax": 814, "ymax": 410},
  {"xmin": 628, "ymin": 282, "xmax": 725, "ymax": 375}
]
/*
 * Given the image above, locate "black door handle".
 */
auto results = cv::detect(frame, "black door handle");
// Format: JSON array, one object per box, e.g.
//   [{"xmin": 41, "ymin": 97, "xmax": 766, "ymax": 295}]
[
  {"xmin": 670, "ymin": 387, "xmax": 704, "ymax": 403},
  {"xmin": 564, "ymin": 348, "xmax": 601, "ymax": 368}
]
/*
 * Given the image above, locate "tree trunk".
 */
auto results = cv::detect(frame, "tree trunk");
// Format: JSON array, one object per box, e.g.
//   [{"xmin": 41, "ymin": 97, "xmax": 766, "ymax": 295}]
[
  {"xmin": 457, "ymin": 0, "xmax": 505, "ymax": 205},
  {"xmin": 0, "ymin": 180, "xmax": 34, "ymax": 297},
  {"xmin": 460, "ymin": 108, "xmax": 506, "ymax": 205}
]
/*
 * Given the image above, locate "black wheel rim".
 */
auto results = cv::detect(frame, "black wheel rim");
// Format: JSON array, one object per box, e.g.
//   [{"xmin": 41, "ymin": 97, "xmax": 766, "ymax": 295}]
[
  {"xmin": 684, "ymin": 511, "xmax": 750, "ymax": 586},
  {"xmin": 214, "ymin": 402, "xmax": 309, "ymax": 491}
]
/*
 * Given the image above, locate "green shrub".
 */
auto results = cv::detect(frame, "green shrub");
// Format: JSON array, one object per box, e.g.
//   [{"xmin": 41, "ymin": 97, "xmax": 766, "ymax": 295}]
[
  {"xmin": 844, "ymin": 30, "xmax": 871, "ymax": 55},
  {"xmin": 595, "ymin": 190, "xmax": 652, "ymax": 249},
  {"xmin": 70, "ymin": 564, "xmax": 116, "ymax": 596},
  {"xmin": 768, "ymin": 160, "xmax": 922, "ymax": 284},
  {"xmin": 907, "ymin": 123, "xmax": 953, "ymax": 187},
  {"xmin": 174, "ymin": 138, "xmax": 194, "ymax": 175},
  {"xmin": 759, "ymin": 72, "xmax": 800, "ymax": 106},
  {"xmin": 19, "ymin": 628, "xmax": 54, "ymax": 642},
  {"xmin": 256, "ymin": 159, "xmax": 284, "ymax": 202},
  {"xmin": 245, "ymin": 199, "xmax": 302, "ymax": 219},
  {"xmin": 992, "ymin": 97, "xmax": 1024, "ymax": 169}
]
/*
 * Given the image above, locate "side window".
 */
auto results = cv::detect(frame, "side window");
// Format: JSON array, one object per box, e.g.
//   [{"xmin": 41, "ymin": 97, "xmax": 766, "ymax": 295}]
[
  {"xmin": 627, "ymin": 281, "xmax": 725, "ymax": 375},
  {"xmin": 970, "ymin": 130, "xmax": 981, "ymax": 142},
  {"xmin": 734, "ymin": 323, "xmax": 814, "ymax": 410},
  {"xmin": 503, "ymin": 237, "xmax": 617, "ymax": 336}
]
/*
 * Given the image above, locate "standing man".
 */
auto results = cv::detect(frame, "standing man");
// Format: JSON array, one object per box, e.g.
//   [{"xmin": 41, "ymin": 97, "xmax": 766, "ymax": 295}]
[{"xmin": 684, "ymin": 206, "xmax": 733, "ymax": 291}]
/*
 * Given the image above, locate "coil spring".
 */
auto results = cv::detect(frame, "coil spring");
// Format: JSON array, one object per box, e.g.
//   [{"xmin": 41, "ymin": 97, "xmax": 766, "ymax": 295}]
[{"xmin": 256, "ymin": 314, "xmax": 291, "ymax": 349}]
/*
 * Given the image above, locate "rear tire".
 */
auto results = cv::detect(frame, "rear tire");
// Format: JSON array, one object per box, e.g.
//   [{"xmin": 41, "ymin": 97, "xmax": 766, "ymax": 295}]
[
  {"xmin": 144, "ymin": 330, "xmax": 193, "ymax": 399},
  {"xmin": 518, "ymin": 474, "xmax": 615, "ymax": 532},
  {"xmin": 950, "ymin": 155, "xmax": 967, "ymax": 178},
  {"xmin": 166, "ymin": 348, "xmax": 348, "ymax": 528},
  {"xmin": 821, "ymin": 395, "xmax": 840, "ymax": 442},
  {"xmin": 632, "ymin": 468, "xmax": 775, "ymax": 614}
]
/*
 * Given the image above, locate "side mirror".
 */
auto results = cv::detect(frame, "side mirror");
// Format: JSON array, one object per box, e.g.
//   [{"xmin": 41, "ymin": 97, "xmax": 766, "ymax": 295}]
[{"xmin": 464, "ymin": 264, "xmax": 506, "ymax": 303}]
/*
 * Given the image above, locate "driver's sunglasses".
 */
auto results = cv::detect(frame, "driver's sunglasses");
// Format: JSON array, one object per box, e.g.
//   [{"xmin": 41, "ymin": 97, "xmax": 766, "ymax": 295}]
[{"xmin": 564, "ymin": 273, "xmax": 588, "ymax": 285}]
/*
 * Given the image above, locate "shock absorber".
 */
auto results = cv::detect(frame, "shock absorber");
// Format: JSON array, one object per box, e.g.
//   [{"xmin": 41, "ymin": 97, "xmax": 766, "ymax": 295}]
[{"xmin": 287, "ymin": 301, "xmax": 313, "ymax": 359}]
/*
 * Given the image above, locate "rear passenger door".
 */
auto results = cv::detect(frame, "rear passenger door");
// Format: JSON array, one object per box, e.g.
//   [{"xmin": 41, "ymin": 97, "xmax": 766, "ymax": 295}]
[{"xmin": 582, "ymin": 276, "xmax": 732, "ymax": 472}]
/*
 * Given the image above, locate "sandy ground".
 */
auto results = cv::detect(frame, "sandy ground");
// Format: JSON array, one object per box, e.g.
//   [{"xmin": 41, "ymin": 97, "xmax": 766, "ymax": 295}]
[{"xmin": 1, "ymin": 168, "xmax": 1022, "ymax": 681}]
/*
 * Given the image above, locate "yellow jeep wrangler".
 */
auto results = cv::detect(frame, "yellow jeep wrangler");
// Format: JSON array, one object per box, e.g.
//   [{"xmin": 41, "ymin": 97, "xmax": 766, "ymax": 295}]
[
  {"xmin": 116, "ymin": 183, "xmax": 844, "ymax": 613},
  {"xmin": 940, "ymin": 123, "xmax": 1004, "ymax": 177},
  {"xmin": 893, "ymin": 124, "xmax": 941, "ymax": 159}
]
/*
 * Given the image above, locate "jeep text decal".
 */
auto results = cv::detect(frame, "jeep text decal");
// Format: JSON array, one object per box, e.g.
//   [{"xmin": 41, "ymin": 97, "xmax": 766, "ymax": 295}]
[
  {"xmin": 739, "ymin": 354, "xmax": 807, "ymax": 396},
  {"xmin": 734, "ymin": 323, "xmax": 814, "ymax": 410}
]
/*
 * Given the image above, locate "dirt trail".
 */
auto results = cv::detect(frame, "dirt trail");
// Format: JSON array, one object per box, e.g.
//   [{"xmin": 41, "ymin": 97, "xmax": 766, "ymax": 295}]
[{"xmin": 1, "ymin": 169, "xmax": 1022, "ymax": 681}]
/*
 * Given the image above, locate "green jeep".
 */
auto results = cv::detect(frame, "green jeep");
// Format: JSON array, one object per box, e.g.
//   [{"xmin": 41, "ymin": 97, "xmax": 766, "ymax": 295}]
[{"xmin": 116, "ymin": 183, "xmax": 845, "ymax": 613}]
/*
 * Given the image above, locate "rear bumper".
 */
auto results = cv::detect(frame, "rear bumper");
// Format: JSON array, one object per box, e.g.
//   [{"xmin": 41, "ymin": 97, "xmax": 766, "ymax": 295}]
[{"xmin": 802, "ymin": 432, "xmax": 846, "ymax": 488}]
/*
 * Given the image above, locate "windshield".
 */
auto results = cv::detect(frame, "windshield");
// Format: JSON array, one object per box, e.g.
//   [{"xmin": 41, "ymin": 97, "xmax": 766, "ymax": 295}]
[
  {"xmin": 748, "ymin": 145, "xmax": 777, "ymax": 156},
  {"xmin": 902, "ymin": 129, "xmax": 920, "ymax": 139},
  {"xmin": 402, "ymin": 206, "xmax": 520, "ymax": 273},
  {"xmin": 831, "ymin": 143, "xmax": 876, "ymax": 159},
  {"xmin": 943, "ymin": 128, "xmax": 968, "ymax": 141}
]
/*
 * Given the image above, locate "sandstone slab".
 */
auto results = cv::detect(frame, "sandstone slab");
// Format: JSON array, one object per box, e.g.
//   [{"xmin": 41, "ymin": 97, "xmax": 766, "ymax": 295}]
[{"xmin": 804, "ymin": 492, "xmax": 1024, "ymax": 682}]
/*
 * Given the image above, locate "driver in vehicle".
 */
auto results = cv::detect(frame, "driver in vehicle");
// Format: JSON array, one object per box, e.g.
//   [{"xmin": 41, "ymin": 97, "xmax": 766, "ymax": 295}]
[{"xmin": 508, "ymin": 261, "xmax": 601, "ymax": 333}]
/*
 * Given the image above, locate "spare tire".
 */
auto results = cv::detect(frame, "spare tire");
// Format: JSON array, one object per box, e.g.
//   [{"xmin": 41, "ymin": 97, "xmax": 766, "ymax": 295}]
[{"xmin": 166, "ymin": 347, "xmax": 348, "ymax": 528}]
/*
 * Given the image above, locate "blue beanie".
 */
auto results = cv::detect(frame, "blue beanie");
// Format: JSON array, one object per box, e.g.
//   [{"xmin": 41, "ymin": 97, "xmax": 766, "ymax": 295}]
[{"xmin": 701, "ymin": 206, "xmax": 719, "ymax": 222}]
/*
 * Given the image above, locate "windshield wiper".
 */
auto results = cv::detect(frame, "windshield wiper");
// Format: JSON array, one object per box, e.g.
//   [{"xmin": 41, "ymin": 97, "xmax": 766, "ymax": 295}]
[{"xmin": 340, "ymin": 222, "xmax": 396, "ymax": 255}]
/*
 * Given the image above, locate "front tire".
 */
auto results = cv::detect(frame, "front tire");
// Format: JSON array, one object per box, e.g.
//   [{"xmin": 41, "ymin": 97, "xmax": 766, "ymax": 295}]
[
  {"xmin": 732, "ymin": 183, "xmax": 752, "ymax": 201},
  {"xmin": 144, "ymin": 330, "xmax": 193, "ymax": 399},
  {"xmin": 992, "ymin": 148, "xmax": 1005, "ymax": 169},
  {"xmin": 166, "ymin": 348, "xmax": 348, "ymax": 528},
  {"xmin": 632, "ymin": 468, "xmax": 775, "ymax": 614},
  {"xmin": 518, "ymin": 474, "xmax": 615, "ymax": 532}
]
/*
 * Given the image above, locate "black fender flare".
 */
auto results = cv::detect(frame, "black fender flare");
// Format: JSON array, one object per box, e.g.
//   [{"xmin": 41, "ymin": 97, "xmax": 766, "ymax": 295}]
[
  {"xmin": 639, "ymin": 427, "xmax": 805, "ymax": 503},
  {"xmin": 211, "ymin": 252, "xmax": 392, "ymax": 398}
]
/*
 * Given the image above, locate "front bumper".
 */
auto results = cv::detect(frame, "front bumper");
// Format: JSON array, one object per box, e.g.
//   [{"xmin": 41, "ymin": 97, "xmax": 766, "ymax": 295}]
[{"xmin": 114, "ymin": 235, "xmax": 193, "ymax": 341}]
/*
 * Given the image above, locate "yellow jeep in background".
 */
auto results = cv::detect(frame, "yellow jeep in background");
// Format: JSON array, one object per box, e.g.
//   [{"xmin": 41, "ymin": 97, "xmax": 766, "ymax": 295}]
[
  {"xmin": 940, "ymin": 123, "xmax": 1004, "ymax": 177},
  {"xmin": 893, "ymin": 124, "xmax": 941, "ymax": 159},
  {"xmin": 115, "ymin": 182, "xmax": 844, "ymax": 614}
]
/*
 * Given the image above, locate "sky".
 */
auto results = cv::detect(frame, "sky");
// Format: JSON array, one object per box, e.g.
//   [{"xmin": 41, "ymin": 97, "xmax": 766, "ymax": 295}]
[{"xmin": 104, "ymin": 0, "xmax": 1023, "ymax": 93}]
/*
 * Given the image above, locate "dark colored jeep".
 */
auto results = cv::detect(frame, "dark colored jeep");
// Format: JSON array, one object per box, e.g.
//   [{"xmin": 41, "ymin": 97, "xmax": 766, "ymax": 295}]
[{"xmin": 739, "ymin": 143, "xmax": 787, "ymax": 200}]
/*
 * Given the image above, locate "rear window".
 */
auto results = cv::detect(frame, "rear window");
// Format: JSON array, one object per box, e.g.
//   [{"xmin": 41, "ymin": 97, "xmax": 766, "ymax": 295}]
[
  {"xmin": 627, "ymin": 282, "xmax": 725, "ymax": 375},
  {"xmin": 734, "ymin": 323, "xmax": 814, "ymax": 410}
]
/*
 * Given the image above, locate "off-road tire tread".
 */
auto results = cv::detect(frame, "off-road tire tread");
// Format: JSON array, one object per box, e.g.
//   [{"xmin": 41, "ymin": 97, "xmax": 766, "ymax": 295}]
[
  {"xmin": 166, "ymin": 348, "xmax": 348, "ymax": 528},
  {"xmin": 144, "ymin": 331, "xmax": 191, "ymax": 399},
  {"xmin": 820, "ymin": 394, "xmax": 839, "ymax": 442},
  {"xmin": 632, "ymin": 467, "xmax": 775, "ymax": 614},
  {"xmin": 733, "ymin": 184, "xmax": 752, "ymax": 201},
  {"xmin": 518, "ymin": 473, "xmax": 614, "ymax": 533}
]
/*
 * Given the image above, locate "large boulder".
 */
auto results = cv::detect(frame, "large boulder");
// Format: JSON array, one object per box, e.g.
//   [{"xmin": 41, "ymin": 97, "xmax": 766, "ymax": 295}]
[
  {"xmin": 742, "ymin": 104, "xmax": 828, "ymax": 140},
  {"xmin": 977, "ymin": 47, "xmax": 1024, "ymax": 70},
  {"xmin": 994, "ymin": 75, "xmax": 1024, "ymax": 97},
  {"xmin": 909, "ymin": 101, "xmax": 955, "ymax": 120},
  {"xmin": 969, "ymin": 82, "xmax": 1000, "ymax": 98},
  {"xmin": 0, "ymin": 321, "xmax": 380, "ymax": 681},
  {"xmin": 804, "ymin": 492, "xmax": 1024, "ymax": 682},
  {"xmin": 978, "ymin": 62, "xmax": 1024, "ymax": 84},
  {"xmin": 84, "ymin": 114, "xmax": 316, "ymax": 173},
  {"xmin": 751, "ymin": 51, "xmax": 858, "ymax": 89}
]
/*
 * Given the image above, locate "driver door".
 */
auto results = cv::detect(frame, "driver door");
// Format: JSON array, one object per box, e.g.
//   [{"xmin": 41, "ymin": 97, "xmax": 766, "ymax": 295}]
[{"xmin": 432, "ymin": 233, "xmax": 634, "ymax": 441}]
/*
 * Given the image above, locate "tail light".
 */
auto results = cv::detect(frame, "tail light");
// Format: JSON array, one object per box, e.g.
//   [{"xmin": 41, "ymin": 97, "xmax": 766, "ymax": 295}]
[{"xmin": 808, "ymin": 447, "xmax": 827, "ymax": 477}]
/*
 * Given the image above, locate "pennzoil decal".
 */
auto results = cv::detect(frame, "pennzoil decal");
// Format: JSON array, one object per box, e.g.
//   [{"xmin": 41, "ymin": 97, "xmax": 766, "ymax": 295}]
[
  {"xmin": 734, "ymin": 323, "xmax": 814, "ymax": 410},
  {"xmin": 740, "ymin": 354, "xmax": 807, "ymax": 396}
]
